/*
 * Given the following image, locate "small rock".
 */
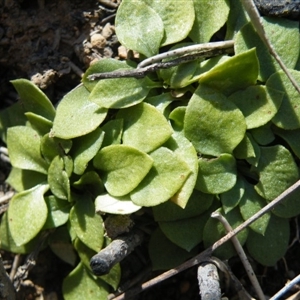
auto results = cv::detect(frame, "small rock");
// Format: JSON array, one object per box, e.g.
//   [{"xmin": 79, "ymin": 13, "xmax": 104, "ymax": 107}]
[
  {"xmin": 118, "ymin": 45, "xmax": 127, "ymax": 59},
  {"xmin": 102, "ymin": 23, "xmax": 114, "ymax": 39},
  {"xmin": 91, "ymin": 33, "xmax": 106, "ymax": 49}
]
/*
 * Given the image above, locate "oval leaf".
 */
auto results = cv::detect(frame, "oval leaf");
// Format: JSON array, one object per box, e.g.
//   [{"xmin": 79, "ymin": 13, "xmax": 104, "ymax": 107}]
[
  {"xmin": 130, "ymin": 147, "xmax": 191, "ymax": 207},
  {"xmin": 228, "ymin": 85, "xmax": 283, "ymax": 129},
  {"xmin": 117, "ymin": 102, "xmax": 173, "ymax": 153},
  {"xmin": 246, "ymin": 215, "xmax": 289, "ymax": 266},
  {"xmin": 93, "ymin": 145, "xmax": 153, "ymax": 197},
  {"xmin": 8, "ymin": 184, "xmax": 49, "ymax": 246},
  {"xmin": 196, "ymin": 154, "xmax": 237, "ymax": 194},
  {"xmin": 115, "ymin": 0, "xmax": 164, "ymax": 57},
  {"xmin": 7, "ymin": 126, "xmax": 49, "ymax": 174},
  {"xmin": 95, "ymin": 193, "xmax": 141, "ymax": 215},
  {"xmin": 52, "ymin": 85, "xmax": 107, "ymax": 139},
  {"xmin": 184, "ymin": 85, "xmax": 246, "ymax": 156}
]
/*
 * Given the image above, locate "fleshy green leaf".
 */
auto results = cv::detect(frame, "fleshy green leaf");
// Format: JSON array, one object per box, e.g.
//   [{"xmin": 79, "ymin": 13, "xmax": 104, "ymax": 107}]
[
  {"xmin": 115, "ymin": 0, "xmax": 164, "ymax": 57},
  {"xmin": 235, "ymin": 18, "xmax": 299, "ymax": 81},
  {"xmin": 7, "ymin": 126, "xmax": 49, "ymax": 174},
  {"xmin": 95, "ymin": 194, "xmax": 141, "ymax": 215},
  {"xmin": 195, "ymin": 154, "xmax": 236, "ymax": 194},
  {"xmin": 143, "ymin": 0, "xmax": 195, "ymax": 46},
  {"xmin": 239, "ymin": 182, "xmax": 270, "ymax": 235},
  {"xmin": 52, "ymin": 85, "xmax": 107, "ymax": 139},
  {"xmin": 8, "ymin": 184, "xmax": 49, "ymax": 246},
  {"xmin": 89, "ymin": 76, "xmax": 158, "ymax": 109},
  {"xmin": 25, "ymin": 112, "xmax": 53, "ymax": 136},
  {"xmin": 197, "ymin": 48, "xmax": 259, "ymax": 96},
  {"xmin": 94, "ymin": 145, "xmax": 153, "ymax": 197},
  {"xmin": 250, "ymin": 123, "xmax": 275, "ymax": 146},
  {"xmin": 228, "ymin": 85, "xmax": 283, "ymax": 129},
  {"xmin": 153, "ymin": 189, "xmax": 214, "ymax": 222},
  {"xmin": 203, "ymin": 207, "xmax": 248, "ymax": 259},
  {"xmin": 101, "ymin": 119, "xmax": 123, "ymax": 148},
  {"xmin": 130, "ymin": 147, "xmax": 191, "ymax": 207},
  {"xmin": 190, "ymin": 0, "xmax": 229, "ymax": 43},
  {"xmin": 233, "ymin": 133, "xmax": 256, "ymax": 160},
  {"xmin": 41, "ymin": 134, "xmax": 72, "ymax": 164},
  {"xmin": 69, "ymin": 197, "xmax": 104, "ymax": 252},
  {"xmin": 72, "ymin": 128, "xmax": 105, "ymax": 175},
  {"xmin": 146, "ymin": 92, "xmax": 175, "ymax": 116},
  {"xmin": 117, "ymin": 102, "xmax": 173, "ymax": 153},
  {"xmin": 82, "ymin": 59, "xmax": 133, "ymax": 92},
  {"xmin": 184, "ymin": 85, "xmax": 246, "ymax": 156},
  {"xmin": 48, "ymin": 156, "xmax": 71, "ymax": 201},
  {"xmin": 48, "ymin": 227, "xmax": 77, "ymax": 266},
  {"xmin": 220, "ymin": 176, "xmax": 245, "ymax": 214},
  {"xmin": 6, "ymin": 168, "xmax": 47, "ymax": 192},
  {"xmin": 149, "ymin": 228, "xmax": 197, "ymax": 270},
  {"xmin": 165, "ymin": 132, "xmax": 198, "ymax": 208},
  {"xmin": 43, "ymin": 196, "xmax": 71, "ymax": 229},
  {"xmin": 267, "ymin": 70, "xmax": 300, "ymax": 129},
  {"xmin": 62, "ymin": 262, "xmax": 109, "ymax": 300},
  {"xmin": 254, "ymin": 145, "xmax": 299, "ymax": 201},
  {"xmin": 11, "ymin": 79, "xmax": 55, "ymax": 121},
  {"xmin": 246, "ymin": 215, "xmax": 289, "ymax": 266}
]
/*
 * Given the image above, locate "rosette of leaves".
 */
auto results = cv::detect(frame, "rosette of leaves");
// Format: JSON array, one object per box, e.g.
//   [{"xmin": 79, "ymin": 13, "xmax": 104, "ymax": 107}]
[{"xmin": 1, "ymin": 0, "xmax": 300, "ymax": 298}]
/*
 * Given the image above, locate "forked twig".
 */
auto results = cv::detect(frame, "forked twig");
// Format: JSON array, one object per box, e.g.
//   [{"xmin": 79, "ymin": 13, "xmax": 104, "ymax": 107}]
[{"xmin": 111, "ymin": 179, "xmax": 300, "ymax": 300}]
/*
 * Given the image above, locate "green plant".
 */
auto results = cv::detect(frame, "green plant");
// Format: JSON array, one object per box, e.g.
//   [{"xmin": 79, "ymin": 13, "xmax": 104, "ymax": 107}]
[{"xmin": 1, "ymin": 0, "xmax": 300, "ymax": 298}]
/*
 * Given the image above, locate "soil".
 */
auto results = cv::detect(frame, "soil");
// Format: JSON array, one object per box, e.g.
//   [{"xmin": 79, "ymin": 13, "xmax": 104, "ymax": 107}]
[{"xmin": 1, "ymin": 1, "xmax": 300, "ymax": 300}]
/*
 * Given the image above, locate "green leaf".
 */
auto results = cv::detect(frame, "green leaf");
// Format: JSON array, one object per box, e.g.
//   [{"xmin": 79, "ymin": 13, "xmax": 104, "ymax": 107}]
[
  {"xmin": 143, "ymin": 0, "xmax": 195, "ymax": 46},
  {"xmin": 184, "ymin": 85, "xmax": 246, "ymax": 156},
  {"xmin": 153, "ymin": 189, "xmax": 214, "ymax": 222},
  {"xmin": 25, "ymin": 112, "xmax": 53, "ymax": 136},
  {"xmin": 246, "ymin": 215, "xmax": 289, "ymax": 266},
  {"xmin": 115, "ymin": 0, "xmax": 164, "ymax": 57},
  {"xmin": 130, "ymin": 147, "xmax": 191, "ymax": 207},
  {"xmin": 94, "ymin": 145, "xmax": 153, "ymax": 197},
  {"xmin": 72, "ymin": 128, "xmax": 105, "ymax": 175},
  {"xmin": 203, "ymin": 207, "xmax": 248, "ymax": 259},
  {"xmin": 6, "ymin": 168, "xmax": 47, "ymax": 192},
  {"xmin": 95, "ymin": 194, "xmax": 141, "ymax": 215},
  {"xmin": 169, "ymin": 106, "xmax": 186, "ymax": 131},
  {"xmin": 235, "ymin": 18, "xmax": 300, "ymax": 81},
  {"xmin": 0, "ymin": 212, "xmax": 38, "ymax": 254},
  {"xmin": 197, "ymin": 48, "xmax": 259, "ymax": 96},
  {"xmin": 267, "ymin": 70, "xmax": 300, "ymax": 129},
  {"xmin": 228, "ymin": 85, "xmax": 283, "ymax": 129},
  {"xmin": 48, "ymin": 156, "xmax": 71, "ymax": 201},
  {"xmin": 250, "ymin": 122, "xmax": 275, "ymax": 146},
  {"xmin": 165, "ymin": 132, "xmax": 199, "ymax": 208},
  {"xmin": 117, "ymin": 102, "xmax": 173, "ymax": 153},
  {"xmin": 101, "ymin": 119, "xmax": 123, "ymax": 148},
  {"xmin": 7, "ymin": 126, "xmax": 49, "ymax": 174},
  {"xmin": 149, "ymin": 228, "xmax": 197, "ymax": 270},
  {"xmin": 0, "ymin": 101, "xmax": 27, "ymax": 142},
  {"xmin": 63, "ymin": 262, "xmax": 109, "ymax": 300},
  {"xmin": 89, "ymin": 76, "xmax": 157, "ymax": 109},
  {"xmin": 239, "ymin": 182, "xmax": 270, "ymax": 235},
  {"xmin": 82, "ymin": 59, "xmax": 133, "ymax": 92},
  {"xmin": 195, "ymin": 154, "xmax": 236, "ymax": 194},
  {"xmin": 233, "ymin": 133, "xmax": 256, "ymax": 160},
  {"xmin": 11, "ymin": 79, "xmax": 55, "ymax": 121},
  {"xmin": 146, "ymin": 92, "xmax": 175, "ymax": 116},
  {"xmin": 43, "ymin": 196, "xmax": 71, "ymax": 229},
  {"xmin": 190, "ymin": 0, "xmax": 229, "ymax": 43},
  {"xmin": 69, "ymin": 196, "xmax": 104, "ymax": 252},
  {"xmin": 225, "ymin": 0, "xmax": 249, "ymax": 39},
  {"xmin": 220, "ymin": 176, "xmax": 245, "ymax": 214},
  {"xmin": 52, "ymin": 85, "xmax": 107, "ymax": 139},
  {"xmin": 41, "ymin": 134, "xmax": 72, "ymax": 163},
  {"xmin": 48, "ymin": 227, "xmax": 77, "ymax": 266},
  {"xmin": 254, "ymin": 145, "xmax": 299, "ymax": 201},
  {"xmin": 72, "ymin": 171, "xmax": 104, "ymax": 198},
  {"xmin": 8, "ymin": 184, "xmax": 49, "ymax": 246},
  {"xmin": 273, "ymin": 126, "xmax": 300, "ymax": 159}
]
